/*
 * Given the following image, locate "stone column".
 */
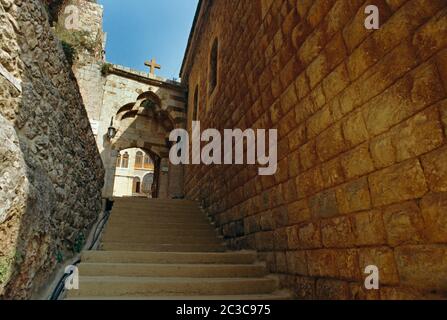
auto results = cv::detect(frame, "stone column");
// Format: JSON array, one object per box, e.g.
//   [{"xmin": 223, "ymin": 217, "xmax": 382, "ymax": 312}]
[
  {"xmin": 102, "ymin": 148, "xmax": 119, "ymax": 198},
  {"xmin": 168, "ymin": 162, "xmax": 184, "ymax": 198},
  {"xmin": 158, "ymin": 158, "xmax": 170, "ymax": 199}
]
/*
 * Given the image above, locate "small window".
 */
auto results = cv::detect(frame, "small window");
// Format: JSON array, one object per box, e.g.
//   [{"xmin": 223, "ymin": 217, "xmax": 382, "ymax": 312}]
[
  {"xmin": 143, "ymin": 153, "xmax": 153, "ymax": 169},
  {"xmin": 142, "ymin": 173, "xmax": 154, "ymax": 194},
  {"xmin": 116, "ymin": 153, "xmax": 121, "ymax": 168},
  {"xmin": 122, "ymin": 152, "xmax": 129, "ymax": 168},
  {"xmin": 135, "ymin": 151, "xmax": 143, "ymax": 169},
  {"xmin": 193, "ymin": 85, "xmax": 199, "ymax": 121},
  {"xmin": 209, "ymin": 39, "xmax": 218, "ymax": 95}
]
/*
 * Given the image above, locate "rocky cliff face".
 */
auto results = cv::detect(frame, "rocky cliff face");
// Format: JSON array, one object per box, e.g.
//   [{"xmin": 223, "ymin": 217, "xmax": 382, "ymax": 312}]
[{"xmin": 0, "ymin": 0, "xmax": 104, "ymax": 299}]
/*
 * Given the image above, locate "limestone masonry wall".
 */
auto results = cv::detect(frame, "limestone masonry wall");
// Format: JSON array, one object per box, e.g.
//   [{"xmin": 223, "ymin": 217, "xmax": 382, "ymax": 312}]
[
  {"xmin": 0, "ymin": 0, "xmax": 104, "ymax": 298},
  {"xmin": 183, "ymin": 0, "xmax": 447, "ymax": 299}
]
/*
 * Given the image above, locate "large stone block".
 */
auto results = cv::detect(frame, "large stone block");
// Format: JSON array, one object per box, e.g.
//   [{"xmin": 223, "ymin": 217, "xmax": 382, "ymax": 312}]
[
  {"xmin": 335, "ymin": 177, "xmax": 371, "ymax": 214},
  {"xmin": 309, "ymin": 189, "xmax": 339, "ymax": 218},
  {"xmin": 321, "ymin": 157, "xmax": 345, "ymax": 188},
  {"xmin": 280, "ymin": 79, "xmax": 299, "ymax": 114},
  {"xmin": 306, "ymin": 249, "xmax": 337, "ymax": 277},
  {"xmin": 413, "ymin": 8, "xmax": 447, "ymax": 60},
  {"xmin": 306, "ymin": 105, "xmax": 334, "ymax": 139},
  {"xmin": 421, "ymin": 146, "xmax": 447, "ymax": 192},
  {"xmin": 316, "ymin": 279, "xmax": 351, "ymax": 300},
  {"xmin": 294, "ymin": 276, "xmax": 316, "ymax": 300},
  {"xmin": 395, "ymin": 245, "xmax": 447, "ymax": 291},
  {"xmin": 286, "ymin": 250, "xmax": 308, "ymax": 275},
  {"xmin": 342, "ymin": 110, "xmax": 369, "ymax": 148},
  {"xmin": 358, "ymin": 247, "xmax": 399, "ymax": 285},
  {"xmin": 287, "ymin": 199, "xmax": 311, "ymax": 224},
  {"xmin": 370, "ymin": 134, "xmax": 397, "ymax": 169},
  {"xmin": 342, "ymin": 0, "xmax": 392, "ymax": 52},
  {"xmin": 286, "ymin": 225, "xmax": 300, "ymax": 250},
  {"xmin": 369, "ymin": 159, "xmax": 428, "ymax": 207},
  {"xmin": 316, "ymin": 123, "xmax": 347, "ymax": 161},
  {"xmin": 334, "ymin": 249, "xmax": 361, "ymax": 281},
  {"xmin": 298, "ymin": 140, "xmax": 318, "ymax": 171},
  {"xmin": 420, "ymin": 192, "xmax": 447, "ymax": 243},
  {"xmin": 296, "ymin": 167, "xmax": 324, "ymax": 198},
  {"xmin": 298, "ymin": 222, "xmax": 322, "ymax": 249},
  {"xmin": 322, "ymin": 63, "xmax": 350, "ymax": 101},
  {"xmin": 391, "ymin": 107, "xmax": 444, "ymax": 163},
  {"xmin": 363, "ymin": 63, "xmax": 445, "ymax": 137},
  {"xmin": 352, "ymin": 210, "xmax": 387, "ymax": 246},
  {"xmin": 321, "ymin": 216, "xmax": 355, "ymax": 248},
  {"xmin": 340, "ymin": 143, "xmax": 375, "ymax": 180},
  {"xmin": 383, "ymin": 201, "xmax": 426, "ymax": 246}
]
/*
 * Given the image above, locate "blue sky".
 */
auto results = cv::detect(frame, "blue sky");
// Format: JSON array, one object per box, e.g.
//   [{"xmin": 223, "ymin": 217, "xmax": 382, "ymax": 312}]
[{"xmin": 98, "ymin": 0, "xmax": 198, "ymax": 80}]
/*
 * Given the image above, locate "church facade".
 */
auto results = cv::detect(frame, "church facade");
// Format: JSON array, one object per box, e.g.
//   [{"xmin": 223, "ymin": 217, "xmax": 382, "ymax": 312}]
[{"xmin": 66, "ymin": 0, "xmax": 187, "ymax": 200}]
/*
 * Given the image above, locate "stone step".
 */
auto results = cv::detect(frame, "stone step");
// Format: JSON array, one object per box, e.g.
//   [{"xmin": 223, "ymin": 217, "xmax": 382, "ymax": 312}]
[
  {"xmin": 82, "ymin": 251, "xmax": 258, "ymax": 265},
  {"xmin": 104, "ymin": 226, "xmax": 218, "ymax": 237},
  {"xmin": 67, "ymin": 276, "xmax": 278, "ymax": 297},
  {"xmin": 113, "ymin": 198, "xmax": 197, "ymax": 203},
  {"xmin": 102, "ymin": 221, "xmax": 214, "ymax": 230},
  {"xmin": 101, "ymin": 242, "xmax": 226, "ymax": 252},
  {"xmin": 112, "ymin": 211, "xmax": 208, "ymax": 219},
  {"xmin": 101, "ymin": 232, "xmax": 223, "ymax": 244},
  {"xmin": 67, "ymin": 291, "xmax": 292, "ymax": 300},
  {"xmin": 108, "ymin": 215, "xmax": 210, "ymax": 224},
  {"xmin": 112, "ymin": 205, "xmax": 203, "ymax": 212},
  {"xmin": 112, "ymin": 203, "xmax": 201, "ymax": 210},
  {"xmin": 78, "ymin": 262, "xmax": 267, "ymax": 278},
  {"xmin": 111, "ymin": 205, "xmax": 203, "ymax": 211}
]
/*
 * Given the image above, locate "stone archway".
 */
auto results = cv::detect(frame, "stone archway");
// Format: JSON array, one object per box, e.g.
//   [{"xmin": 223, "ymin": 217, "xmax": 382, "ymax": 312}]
[{"xmin": 103, "ymin": 90, "xmax": 185, "ymax": 199}]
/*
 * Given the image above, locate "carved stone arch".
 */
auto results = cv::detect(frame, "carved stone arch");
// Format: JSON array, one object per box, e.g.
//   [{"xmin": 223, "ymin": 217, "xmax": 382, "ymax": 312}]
[
  {"xmin": 116, "ymin": 102, "xmax": 135, "ymax": 120},
  {"xmin": 136, "ymin": 91, "xmax": 162, "ymax": 106}
]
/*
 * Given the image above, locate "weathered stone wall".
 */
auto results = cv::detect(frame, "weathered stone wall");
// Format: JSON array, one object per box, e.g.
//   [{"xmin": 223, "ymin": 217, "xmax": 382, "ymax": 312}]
[
  {"xmin": 0, "ymin": 0, "xmax": 104, "ymax": 299},
  {"xmin": 182, "ymin": 0, "xmax": 447, "ymax": 299},
  {"xmin": 55, "ymin": 0, "xmax": 106, "ymax": 125}
]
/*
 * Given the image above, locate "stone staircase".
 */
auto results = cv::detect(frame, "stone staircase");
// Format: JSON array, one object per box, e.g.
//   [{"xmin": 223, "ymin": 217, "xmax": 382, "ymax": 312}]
[{"xmin": 67, "ymin": 198, "xmax": 291, "ymax": 300}]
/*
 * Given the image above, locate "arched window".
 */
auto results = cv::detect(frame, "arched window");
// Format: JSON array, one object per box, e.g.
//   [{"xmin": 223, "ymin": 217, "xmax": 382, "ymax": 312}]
[
  {"xmin": 116, "ymin": 153, "xmax": 121, "ymax": 168},
  {"xmin": 122, "ymin": 152, "xmax": 129, "ymax": 168},
  {"xmin": 209, "ymin": 38, "xmax": 218, "ymax": 95},
  {"xmin": 135, "ymin": 151, "xmax": 143, "ymax": 169},
  {"xmin": 143, "ymin": 153, "xmax": 153, "ymax": 169},
  {"xmin": 132, "ymin": 177, "xmax": 141, "ymax": 194},
  {"xmin": 193, "ymin": 85, "xmax": 199, "ymax": 121},
  {"xmin": 142, "ymin": 173, "xmax": 154, "ymax": 194}
]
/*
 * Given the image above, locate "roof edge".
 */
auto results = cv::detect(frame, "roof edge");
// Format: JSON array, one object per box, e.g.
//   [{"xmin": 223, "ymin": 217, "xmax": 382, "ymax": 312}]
[{"xmin": 179, "ymin": 0, "xmax": 204, "ymax": 81}]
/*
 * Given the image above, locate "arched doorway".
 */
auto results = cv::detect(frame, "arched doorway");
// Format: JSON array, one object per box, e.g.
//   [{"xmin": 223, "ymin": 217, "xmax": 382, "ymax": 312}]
[
  {"xmin": 112, "ymin": 147, "xmax": 159, "ymax": 198},
  {"xmin": 132, "ymin": 177, "xmax": 141, "ymax": 194},
  {"xmin": 102, "ymin": 89, "xmax": 185, "ymax": 199},
  {"xmin": 142, "ymin": 173, "xmax": 154, "ymax": 197}
]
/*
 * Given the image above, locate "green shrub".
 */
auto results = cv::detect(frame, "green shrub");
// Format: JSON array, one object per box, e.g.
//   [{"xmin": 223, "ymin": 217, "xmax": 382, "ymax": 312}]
[
  {"xmin": 101, "ymin": 63, "xmax": 112, "ymax": 76},
  {"xmin": 0, "ymin": 256, "xmax": 13, "ymax": 285},
  {"xmin": 61, "ymin": 41, "xmax": 76, "ymax": 66}
]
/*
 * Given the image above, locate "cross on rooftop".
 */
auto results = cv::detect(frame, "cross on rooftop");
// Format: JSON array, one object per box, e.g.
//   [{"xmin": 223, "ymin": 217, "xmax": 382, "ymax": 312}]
[{"xmin": 145, "ymin": 58, "xmax": 161, "ymax": 76}]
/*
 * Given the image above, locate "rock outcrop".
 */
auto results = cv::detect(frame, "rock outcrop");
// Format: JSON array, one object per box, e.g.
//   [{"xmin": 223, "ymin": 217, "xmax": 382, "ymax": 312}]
[{"xmin": 0, "ymin": 0, "xmax": 104, "ymax": 299}]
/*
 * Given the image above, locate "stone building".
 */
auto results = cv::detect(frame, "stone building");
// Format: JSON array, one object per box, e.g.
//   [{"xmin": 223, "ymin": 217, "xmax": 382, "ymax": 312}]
[
  {"xmin": 180, "ymin": 0, "xmax": 447, "ymax": 299},
  {"xmin": 59, "ymin": 0, "xmax": 187, "ymax": 200},
  {"xmin": 113, "ymin": 148, "xmax": 155, "ymax": 198}
]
